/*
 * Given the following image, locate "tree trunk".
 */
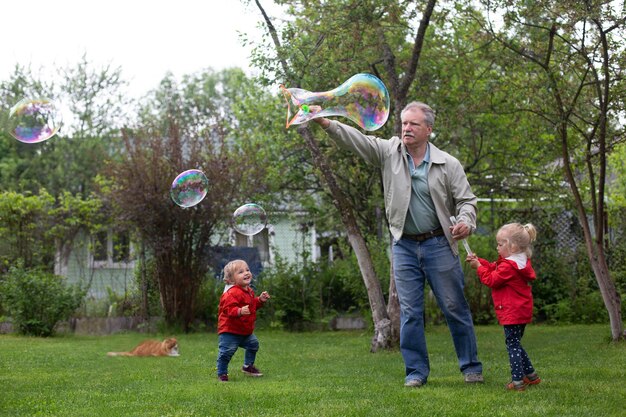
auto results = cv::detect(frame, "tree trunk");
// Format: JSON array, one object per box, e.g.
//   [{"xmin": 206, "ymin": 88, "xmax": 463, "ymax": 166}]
[
  {"xmin": 561, "ymin": 123, "xmax": 624, "ymax": 341},
  {"xmin": 574, "ymin": 195, "xmax": 623, "ymax": 341},
  {"xmin": 140, "ymin": 242, "xmax": 149, "ymax": 319},
  {"xmin": 589, "ymin": 247, "xmax": 623, "ymax": 341},
  {"xmin": 297, "ymin": 125, "xmax": 392, "ymax": 351}
]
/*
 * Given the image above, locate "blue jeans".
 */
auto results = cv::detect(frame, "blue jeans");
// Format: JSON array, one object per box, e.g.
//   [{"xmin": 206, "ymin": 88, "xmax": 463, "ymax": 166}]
[
  {"xmin": 216, "ymin": 332, "xmax": 259, "ymax": 376},
  {"xmin": 393, "ymin": 235, "xmax": 482, "ymax": 383}
]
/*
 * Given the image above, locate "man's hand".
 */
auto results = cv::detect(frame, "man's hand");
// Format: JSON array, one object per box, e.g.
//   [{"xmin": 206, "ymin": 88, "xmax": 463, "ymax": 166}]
[
  {"xmin": 240, "ymin": 305, "xmax": 251, "ymax": 316},
  {"xmin": 308, "ymin": 105, "xmax": 330, "ymax": 128},
  {"xmin": 449, "ymin": 222, "xmax": 470, "ymax": 240}
]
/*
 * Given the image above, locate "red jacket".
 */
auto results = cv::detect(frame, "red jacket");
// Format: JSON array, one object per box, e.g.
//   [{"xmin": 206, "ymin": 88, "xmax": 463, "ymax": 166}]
[
  {"xmin": 476, "ymin": 256, "xmax": 536, "ymax": 325},
  {"xmin": 218, "ymin": 285, "xmax": 265, "ymax": 335}
]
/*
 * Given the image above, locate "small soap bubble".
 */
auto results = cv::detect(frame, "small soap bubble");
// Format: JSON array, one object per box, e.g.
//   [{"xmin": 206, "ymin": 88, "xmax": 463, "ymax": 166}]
[
  {"xmin": 8, "ymin": 98, "xmax": 63, "ymax": 143},
  {"xmin": 232, "ymin": 203, "xmax": 267, "ymax": 236},
  {"xmin": 170, "ymin": 169, "xmax": 209, "ymax": 208}
]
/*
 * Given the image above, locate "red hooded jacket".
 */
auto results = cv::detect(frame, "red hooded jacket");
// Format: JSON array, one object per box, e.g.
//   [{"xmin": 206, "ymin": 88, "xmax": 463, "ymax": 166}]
[
  {"xmin": 476, "ymin": 255, "xmax": 537, "ymax": 325},
  {"xmin": 218, "ymin": 285, "xmax": 265, "ymax": 335}
]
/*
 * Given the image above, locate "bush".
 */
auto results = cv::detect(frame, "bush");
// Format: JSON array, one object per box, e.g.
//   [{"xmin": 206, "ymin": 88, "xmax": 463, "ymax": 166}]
[
  {"xmin": 461, "ymin": 233, "xmax": 498, "ymax": 325},
  {"xmin": 258, "ymin": 256, "xmax": 322, "ymax": 331},
  {"xmin": 543, "ymin": 291, "xmax": 609, "ymax": 324},
  {"xmin": 193, "ymin": 273, "xmax": 224, "ymax": 331},
  {"xmin": 133, "ymin": 257, "xmax": 163, "ymax": 318},
  {"xmin": 0, "ymin": 265, "xmax": 84, "ymax": 336}
]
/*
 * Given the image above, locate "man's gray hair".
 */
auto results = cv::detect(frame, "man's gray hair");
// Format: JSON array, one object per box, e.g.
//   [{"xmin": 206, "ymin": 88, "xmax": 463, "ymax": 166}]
[{"xmin": 401, "ymin": 102, "xmax": 435, "ymax": 127}]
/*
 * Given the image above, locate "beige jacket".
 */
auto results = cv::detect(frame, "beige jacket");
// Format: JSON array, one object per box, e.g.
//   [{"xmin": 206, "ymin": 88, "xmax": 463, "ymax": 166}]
[{"xmin": 324, "ymin": 120, "xmax": 477, "ymax": 255}]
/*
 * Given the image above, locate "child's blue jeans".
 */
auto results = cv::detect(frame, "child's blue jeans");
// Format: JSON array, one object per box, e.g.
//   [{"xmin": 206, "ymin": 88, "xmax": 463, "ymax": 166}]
[{"xmin": 216, "ymin": 332, "xmax": 259, "ymax": 376}]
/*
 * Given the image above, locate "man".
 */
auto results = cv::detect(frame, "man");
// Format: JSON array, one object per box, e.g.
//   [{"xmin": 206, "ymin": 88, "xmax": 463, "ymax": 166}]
[{"xmin": 312, "ymin": 101, "xmax": 483, "ymax": 387}]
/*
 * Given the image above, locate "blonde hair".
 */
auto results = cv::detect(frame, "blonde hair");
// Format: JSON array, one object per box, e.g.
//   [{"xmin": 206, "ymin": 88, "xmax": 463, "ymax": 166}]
[
  {"xmin": 498, "ymin": 223, "xmax": 537, "ymax": 258},
  {"xmin": 223, "ymin": 259, "xmax": 249, "ymax": 283}
]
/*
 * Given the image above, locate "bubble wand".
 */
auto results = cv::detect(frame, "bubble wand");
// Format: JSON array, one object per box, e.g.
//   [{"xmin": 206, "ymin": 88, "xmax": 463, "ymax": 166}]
[{"xmin": 449, "ymin": 216, "xmax": 473, "ymax": 256}]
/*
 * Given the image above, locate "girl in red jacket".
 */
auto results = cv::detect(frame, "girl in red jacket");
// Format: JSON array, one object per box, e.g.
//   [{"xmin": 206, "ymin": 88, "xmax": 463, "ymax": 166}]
[
  {"xmin": 216, "ymin": 259, "xmax": 270, "ymax": 382},
  {"xmin": 466, "ymin": 223, "xmax": 541, "ymax": 391}
]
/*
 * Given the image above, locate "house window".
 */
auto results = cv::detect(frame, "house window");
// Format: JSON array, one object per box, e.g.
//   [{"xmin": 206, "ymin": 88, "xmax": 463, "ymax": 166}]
[
  {"xmin": 112, "ymin": 232, "xmax": 131, "ymax": 263},
  {"xmin": 93, "ymin": 231, "xmax": 109, "ymax": 262},
  {"xmin": 234, "ymin": 228, "xmax": 270, "ymax": 265},
  {"xmin": 92, "ymin": 229, "xmax": 134, "ymax": 267},
  {"xmin": 253, "ymin": 228, "xmax": 270, "ymax": 264}
]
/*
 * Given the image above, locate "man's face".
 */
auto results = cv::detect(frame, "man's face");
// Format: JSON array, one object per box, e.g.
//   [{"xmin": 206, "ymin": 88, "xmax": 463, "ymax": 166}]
[{"xmin": 401, "ymin": 108, "xmax": 432, "ymax": 148}]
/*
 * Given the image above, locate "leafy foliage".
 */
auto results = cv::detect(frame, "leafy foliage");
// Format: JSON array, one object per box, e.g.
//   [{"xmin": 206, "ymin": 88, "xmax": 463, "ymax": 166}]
[
  {"xmin": 0, "ymin": 189, "xmax": 105, "ymax": 272},
  {"xmin": 0, "ymin": 59, "xmax": 128, "ymax": 196},
  {"xmin": 104, "ymin": 69, "xmax": 272, "ymax": 330},
  {"xmin": 0, "ymin": 264, "xmax": 84, "ymax": 336},
  {"xmin": 256, "ymin": 239, "xmax": 391, "ymax": 331}
]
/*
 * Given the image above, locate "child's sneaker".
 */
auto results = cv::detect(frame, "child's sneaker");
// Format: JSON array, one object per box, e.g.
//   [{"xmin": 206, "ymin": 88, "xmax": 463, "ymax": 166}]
[
  {"xmin": 506, "ymin": 380, "xmax": 526, "ymax": 391},
  {"xmin": 523, "ymin": 373, "xmax": 541, "ymax": 386},
  {"xmin": 218, "ymin": 374, "xmax": 229, "ymax": 382},
  {"xmin": 242, "ymin": 364, "xmax": 263, "ymax": 377}
]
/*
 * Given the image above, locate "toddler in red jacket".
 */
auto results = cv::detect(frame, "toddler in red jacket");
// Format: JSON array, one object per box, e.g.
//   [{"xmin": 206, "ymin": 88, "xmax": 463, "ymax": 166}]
[
  {"xmin": 466, "ymin": 223, "xmax": 541, "ymax": 391},
  {"xmin": 216, "ymin": 259, "xmax": 270, "ymax": 382}
]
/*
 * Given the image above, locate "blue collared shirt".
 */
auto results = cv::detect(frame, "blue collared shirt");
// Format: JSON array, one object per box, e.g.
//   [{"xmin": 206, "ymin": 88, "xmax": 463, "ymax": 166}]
[{"xmin": 403, "ymin": 143, "xmax": 440, "ymax": 234}]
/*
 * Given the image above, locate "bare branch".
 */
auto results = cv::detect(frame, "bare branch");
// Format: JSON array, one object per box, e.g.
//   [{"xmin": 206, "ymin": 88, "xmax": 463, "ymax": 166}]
[{"xmin": 254, "ymin": 0, "xmax": 291, "ymax": 82}]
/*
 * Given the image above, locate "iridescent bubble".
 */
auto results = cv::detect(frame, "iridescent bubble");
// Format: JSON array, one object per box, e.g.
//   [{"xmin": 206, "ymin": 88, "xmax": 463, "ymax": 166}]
[
  {"xmin": 170, "ymin": 169, "xmax": 209, "ymax": 208},
  {"xmin": 8, "ymin": 98, "xmax": 63, "ymax": 143},
  {"xmin": 280, "ymin": 73, "xmax": 390, "ymax": 131},
  {"xmin": 232, "ymin": 203, "xmax": 267, "ymax": 236}
]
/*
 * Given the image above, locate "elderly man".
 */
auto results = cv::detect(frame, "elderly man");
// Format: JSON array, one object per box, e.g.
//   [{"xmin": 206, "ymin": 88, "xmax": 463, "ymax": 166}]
[{"xmin": 313, "ymin": 101, "xmax": 483, "ymax": 387}]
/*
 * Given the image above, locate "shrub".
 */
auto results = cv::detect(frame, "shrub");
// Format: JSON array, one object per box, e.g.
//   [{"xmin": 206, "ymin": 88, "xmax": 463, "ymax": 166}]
[
  {"xmin": 0, "ymin": 265, "xmax": 84, "ymax": 336},
  {"xmin": 462, "ymin": 233, "xmax": 498, "ymax": 325},
  {"xmin": 193, "ymin": 273, "xmax": 223, "ymax": 331},
  {"xmin": 133, "ymin": 256, "xmax": 163, "ymax": 318},
  {"xmin": 258, "ymin": 255, "xmax": 322, "ymax": 331},
  {"xmin": 543, "ymin": 291, "xmax": 609, "ymax": 324},
  {"xmin": 256, "ymin": 235, "xmax": 395, "ymax": 332}
]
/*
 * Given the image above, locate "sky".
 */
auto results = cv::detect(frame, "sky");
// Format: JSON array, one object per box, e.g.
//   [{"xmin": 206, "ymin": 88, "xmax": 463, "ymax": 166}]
[{"xmin": 0, "ymin": 0, "xmax": 280, "ymax": 98}]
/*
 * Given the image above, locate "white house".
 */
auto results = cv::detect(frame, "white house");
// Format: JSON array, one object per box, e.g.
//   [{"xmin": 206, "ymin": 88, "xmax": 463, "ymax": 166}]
[{"xmin": 55, "ymin": 211, "xmax": 320, "ymax": 298}]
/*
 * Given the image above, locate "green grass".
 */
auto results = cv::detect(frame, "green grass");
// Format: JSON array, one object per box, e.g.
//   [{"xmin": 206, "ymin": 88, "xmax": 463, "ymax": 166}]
[{"xmin": 0, "ymin": 324, "xmax": 624, "ymax": 416}]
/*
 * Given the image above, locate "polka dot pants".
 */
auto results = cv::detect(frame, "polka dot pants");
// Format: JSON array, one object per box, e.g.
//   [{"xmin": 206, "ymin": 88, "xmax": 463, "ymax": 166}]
[{"xmin": 504, "ymin": 324, "xmax": 535, "ymax": 381}]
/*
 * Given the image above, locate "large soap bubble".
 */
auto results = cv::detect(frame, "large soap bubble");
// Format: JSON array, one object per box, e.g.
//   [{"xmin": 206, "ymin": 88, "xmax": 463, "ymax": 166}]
[
  {"xmin": 280, "ymin": 73, "xmax": 390, "ymax": 131},
  {"xmin": 170, "ymin": 169, "xmax": 209, "ymax": 208},
  {"xmin": 8, "ymin": 98, "xmax": 63, "ymax": 143},
  {"xmin": 232, "ymin": 203, "xmax": 267, "ymax": 236}
]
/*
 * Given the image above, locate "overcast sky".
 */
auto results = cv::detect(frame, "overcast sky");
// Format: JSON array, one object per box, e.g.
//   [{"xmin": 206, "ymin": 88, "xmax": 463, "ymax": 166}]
[{"xmin": 1, "ymin": 0, "xmax": 279, "ymax": 98}]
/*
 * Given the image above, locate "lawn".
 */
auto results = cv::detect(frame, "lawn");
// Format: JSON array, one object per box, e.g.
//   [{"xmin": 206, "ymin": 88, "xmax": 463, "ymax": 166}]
[{"xmin": 0, "ymin": 324, "xmax": 624, "ymax": 416}]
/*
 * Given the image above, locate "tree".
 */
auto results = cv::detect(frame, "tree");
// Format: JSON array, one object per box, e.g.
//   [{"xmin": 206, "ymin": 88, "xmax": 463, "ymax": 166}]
[
  {"xmin": 0, "ymin": 190, "xmax": 55, "ymax": 270},
  {"xmin": 410, "ymin": 6, "xmax": 561, "ymax": 202},
  {"xmin": 0, "ymin": 189, "xmax": 105, "ymax": 273},
  {"xmin": 105, "ymin": 69, "xmax": 270, "ymax": 330},
  {"xmin": 0, "ymin": 58, "xmax": 129, "ymax": 196},
  {"xmin": 249, "ymin": 0, "xmax": 437, "ymax": 350},
  {"xmin": 466, "ymin": 0, "xmax": 625, "ymax": 340}
]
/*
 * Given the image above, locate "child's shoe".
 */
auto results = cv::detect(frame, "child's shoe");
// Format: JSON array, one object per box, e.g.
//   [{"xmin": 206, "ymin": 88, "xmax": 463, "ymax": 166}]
[
  {"xmin": 242, "ymin": 364, "xmax": 263, "ymax": 377},
  {"xmin": 218, "ymin": 374, "xmax": 229, "ymax": 382},
  {"xmin": 506, "ymin": 380, "xmax": 526, "ymax": 391},
  {"xmin": 523, "ymin": 373, "xmax": 541, "ymax": 386}
]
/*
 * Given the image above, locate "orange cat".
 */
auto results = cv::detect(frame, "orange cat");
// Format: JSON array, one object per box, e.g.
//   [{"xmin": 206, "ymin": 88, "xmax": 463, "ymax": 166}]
[{"xmin": 107, "ymin": 338, "xmax": 179, "ymax": 357}]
